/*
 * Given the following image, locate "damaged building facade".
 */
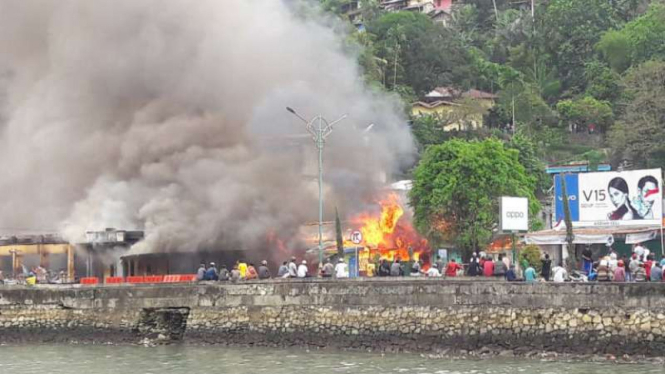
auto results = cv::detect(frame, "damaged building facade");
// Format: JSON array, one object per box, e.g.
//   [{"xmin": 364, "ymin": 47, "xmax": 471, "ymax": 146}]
[{"xmin": 0, "ymin": 228, "xmax": 143, "ymax": 281}]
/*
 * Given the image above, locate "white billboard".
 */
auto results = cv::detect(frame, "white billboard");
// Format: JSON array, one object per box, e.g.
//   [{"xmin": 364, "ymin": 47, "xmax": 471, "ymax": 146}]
[
  {"xmin": 554, "ymin": 168, "xmax": 662, "ymax": 227},
  {"xmin": 500, "ymin": 196, "xmax": 529, "ymax": 232}
]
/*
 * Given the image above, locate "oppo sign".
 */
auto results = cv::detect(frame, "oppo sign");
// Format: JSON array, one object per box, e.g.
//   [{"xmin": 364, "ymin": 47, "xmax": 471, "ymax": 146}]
[{"xmin": 500, "ymin": 196, "xmax": 529, "ymax": 232}]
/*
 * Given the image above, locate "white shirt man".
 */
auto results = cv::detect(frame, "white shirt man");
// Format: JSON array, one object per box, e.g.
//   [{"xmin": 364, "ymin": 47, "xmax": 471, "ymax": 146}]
[
  {"xmin": 634, "ymin": 244, "xmax": 646, "ymax": 261},
  {"xmin": 297, "ymin": 261, "xmax": 308, "ymax": 278},
  {"xmin": 426, "ymin": 266, "xmax": 441, "ymax": 277},
  {"xmin": 334, "ymin": 259, "xmax": 349, "ymax": 278},
  {"xmin": 608, "ymin": 253, "xmax": 618, "ymax": 272},
  {"xmin": 288, "ymin": 257, "xmax": 298, "ymax": 277},
  {"xmin": 552, "ymin": 265, "xmax": 568, "ymax": 283}
]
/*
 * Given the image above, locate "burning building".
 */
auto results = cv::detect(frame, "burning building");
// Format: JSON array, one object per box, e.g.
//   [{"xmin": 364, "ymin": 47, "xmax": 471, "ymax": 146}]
[
  {"xmin": 297, "ymin": 189, "xmax": 431, "ymax": 275},
  {"xmin": 0, "ymin": 2, "xmax": 416, "ymax": 267}
]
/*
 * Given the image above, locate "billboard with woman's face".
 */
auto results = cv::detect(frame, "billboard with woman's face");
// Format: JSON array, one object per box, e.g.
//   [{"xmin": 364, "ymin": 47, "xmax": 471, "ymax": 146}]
[{"xmin": 554, "ymin": 169, "xmax": 662, "ymax": 227}]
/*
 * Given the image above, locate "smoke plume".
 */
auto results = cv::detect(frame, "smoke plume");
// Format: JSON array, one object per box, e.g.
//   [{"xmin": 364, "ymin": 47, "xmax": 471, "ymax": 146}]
[{"xmin": 0, "ymin": 0, "xmax": 415, "ymax": 258}]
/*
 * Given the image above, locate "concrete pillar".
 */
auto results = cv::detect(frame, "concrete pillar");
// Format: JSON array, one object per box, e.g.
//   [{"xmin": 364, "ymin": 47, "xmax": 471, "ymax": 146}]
[{"xmin": 67, "ymin": 245, "xmax": 75, "ymax": 282}]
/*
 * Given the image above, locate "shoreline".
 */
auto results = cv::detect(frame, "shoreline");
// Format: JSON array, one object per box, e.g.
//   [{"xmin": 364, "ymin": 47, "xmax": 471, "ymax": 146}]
[{"xmin": 1, "ymin": 338, "xmax": 664, "ymax": 366}]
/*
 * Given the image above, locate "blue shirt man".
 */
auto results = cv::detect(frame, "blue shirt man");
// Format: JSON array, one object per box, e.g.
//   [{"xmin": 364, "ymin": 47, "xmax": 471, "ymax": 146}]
[
  {"xmin": 524, "ymin": 266, "xmax": 537, "ymax": 283},
  {"xmin": 204, "ymin": 263, "xmax": 219, "ymax": 281},
  {"xmin": 651, "ymin": 264, "xmax": 663, "ymax": 282}
]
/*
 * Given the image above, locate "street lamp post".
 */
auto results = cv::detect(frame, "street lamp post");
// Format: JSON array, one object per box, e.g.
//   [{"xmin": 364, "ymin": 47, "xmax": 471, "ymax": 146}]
[{"xmin": 287, "ymin": 107, "xmax": 347, "ymax": 268}]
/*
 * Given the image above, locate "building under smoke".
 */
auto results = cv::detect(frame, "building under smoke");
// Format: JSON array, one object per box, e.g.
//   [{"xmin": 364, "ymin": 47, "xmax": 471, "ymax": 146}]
[{"xmin": 0, "ymin": 1, "xmax": 416, "ymax": 262}]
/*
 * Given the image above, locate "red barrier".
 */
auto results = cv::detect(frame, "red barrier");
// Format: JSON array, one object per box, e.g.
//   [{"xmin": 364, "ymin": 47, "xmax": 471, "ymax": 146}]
[
  {"xmin": 144, "ymin": 275, "xmax": 164, "ymax": 283},
  {"xmin": 178, "ymin": 274, "xmax": 196, "ymax": 282},
  {"xmin": 105, "ymin": 277, "xmax": 124, "ymax": 284},
  {"xmin": 126, "ymin": 276, "xmax": 145, "ymax": 284},
  {"xmin": 80, "ymin": 277, "xmax": 99, "ymax": 285},
  {"xmin": 163, "ymin": 275, "xmax": 179, "ymax": 283}
]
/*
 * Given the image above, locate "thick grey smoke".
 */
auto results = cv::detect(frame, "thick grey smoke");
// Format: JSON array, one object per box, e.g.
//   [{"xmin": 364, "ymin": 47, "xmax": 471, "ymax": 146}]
[{"xmin": 0, "ymin": 0, "xmax": 415, "ymax": 257}]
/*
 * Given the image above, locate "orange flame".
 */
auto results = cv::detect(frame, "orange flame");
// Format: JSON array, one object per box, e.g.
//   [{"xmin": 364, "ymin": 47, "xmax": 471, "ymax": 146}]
[{"xmin": 346, "ymin": 192, "xmax": 430, "ymax": 270}]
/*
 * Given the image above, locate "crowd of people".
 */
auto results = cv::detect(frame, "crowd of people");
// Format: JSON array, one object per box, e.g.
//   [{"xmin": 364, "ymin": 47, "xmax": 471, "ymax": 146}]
[
  {"xmin": 195, "ymin": 256, "xmax": 350, "ymax": 282},
  {"xmin": 193, "ymin": 246, "xmax": 663, "ymax": 284},
  {"xmin": 583, "ymin": 243, "xmax": 663, "ymax": 282}
]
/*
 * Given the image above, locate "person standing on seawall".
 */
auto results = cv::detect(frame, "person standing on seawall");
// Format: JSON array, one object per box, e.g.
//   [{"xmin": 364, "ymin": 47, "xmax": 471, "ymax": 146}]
[
  {"xmin": 541, "ymin": 254, "xmax": 552, "ymax": 282},
  {"xmin": 582, "ymin": 246, "xmax": 593, "ymax": 275},
  {"xmin": 651, "ymin": 262, "xmax": 663, "ymax": 282},
  {"xmin": 483, "ymin": 256, "xmax": 495, "ymax": 277},
  {"xmin": 467, "ymin": 253, "xmax": 481, "ymax": 277},
  {"xmin": 613, "ymin": 261, "xmax": 626, "ymax": 282},
  {"xmin": 493, "ymin": 255, "xmax": 507, "ymax": 278}
]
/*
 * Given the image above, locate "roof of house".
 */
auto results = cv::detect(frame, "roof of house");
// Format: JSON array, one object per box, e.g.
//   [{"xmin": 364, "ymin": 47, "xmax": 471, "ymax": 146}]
[
  {"xmin": 426, "ymin": 87, "xmax": 498, "ymax": 100},
  {"xmin": 412, "ymin": 100, "xmax": 461, "ymax": 109},
  {"xmin": 429, "ymin": 9, "xmax": 451, "ymax": 18}
]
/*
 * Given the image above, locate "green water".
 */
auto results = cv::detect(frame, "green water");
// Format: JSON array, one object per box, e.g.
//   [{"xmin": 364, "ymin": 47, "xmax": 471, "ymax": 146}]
[{"xmin": 0, "ymin": 345, "xmax": 663, "ymax": 374}]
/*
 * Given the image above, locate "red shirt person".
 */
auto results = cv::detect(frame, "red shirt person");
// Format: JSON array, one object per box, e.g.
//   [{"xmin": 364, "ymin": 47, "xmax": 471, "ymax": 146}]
[
  {"xmin": 483, "ymin": 257, "xmax": 495, "ymax": 277},
  {"xmin": 445, "ymin": 259, "xmax": 462, "ymax": 277}
]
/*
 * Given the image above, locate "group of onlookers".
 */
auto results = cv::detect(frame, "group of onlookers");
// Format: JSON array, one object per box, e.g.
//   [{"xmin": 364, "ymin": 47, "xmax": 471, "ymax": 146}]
[
  {"xmin": 196, "ymin": 256, "xmax": 351, "ymax": 282},
  {"xmin": 195, "ymin": 243, "xmax": 665, "ymax": 284},
  {"xmin": 590, "ymin": 243, "xmax": 664, "ymax": 282},
  {"xmin": 196, "ymin": 260, "xmax": 272, "ymax": 282}
]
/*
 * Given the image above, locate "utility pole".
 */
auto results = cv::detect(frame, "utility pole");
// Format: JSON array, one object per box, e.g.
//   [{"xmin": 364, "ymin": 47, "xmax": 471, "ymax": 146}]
[{"xmin": 287, "ymin": 107, "xmax": 347, "ymax": 268}]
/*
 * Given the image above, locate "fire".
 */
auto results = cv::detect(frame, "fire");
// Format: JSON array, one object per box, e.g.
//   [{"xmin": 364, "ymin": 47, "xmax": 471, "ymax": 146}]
[
  {"xmin": 358, "ymin": 193, "xmax": 404, "ymax": 247},
  {"xmin": 347, "ymin": 192, "xmax": 430, "ymax": 271}
]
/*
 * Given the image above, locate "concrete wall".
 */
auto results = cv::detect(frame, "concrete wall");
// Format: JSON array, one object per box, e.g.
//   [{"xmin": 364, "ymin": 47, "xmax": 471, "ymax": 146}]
[{"xmin": 2, "ymin": 279, "xmax": 665, "ymax": 354}]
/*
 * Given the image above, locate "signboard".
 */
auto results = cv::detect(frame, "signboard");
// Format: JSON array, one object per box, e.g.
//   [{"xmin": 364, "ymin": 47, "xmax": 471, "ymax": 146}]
[
  {"xmin": 554, "ymin": 169, "xmax": 663, "ymax": 227},
  {"xmin": 350, "ymin": 230, "xmax": 363, "ymax": 244},
  {"xmin": 500, "ymin": 196, "xmax": 529, "ymax": 232}
]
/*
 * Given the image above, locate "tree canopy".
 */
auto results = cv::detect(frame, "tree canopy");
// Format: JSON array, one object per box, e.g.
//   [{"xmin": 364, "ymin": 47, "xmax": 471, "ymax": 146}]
[
  {"xmin": 409, "ymin": 139, "xmax": 540, "ymax": 257},
  {"xmin": 609, "ymin": 60, "xmax": 665, "ymax": 169},
  {"xmin": 366, "ymin": 11, "xmax": 472, "ymax": 95}
]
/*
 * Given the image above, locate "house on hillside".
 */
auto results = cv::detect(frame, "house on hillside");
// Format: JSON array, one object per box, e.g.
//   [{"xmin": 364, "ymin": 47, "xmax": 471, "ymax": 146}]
[{"xmin": 411, "ymin": 87, "xmax": 498, "ymax": 131}]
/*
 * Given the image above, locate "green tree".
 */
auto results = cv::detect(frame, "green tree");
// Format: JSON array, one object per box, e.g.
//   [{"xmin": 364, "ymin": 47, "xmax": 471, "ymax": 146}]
[
  {"xmin": 519, "ymin": 244, "xmax": 542, "ymax": 273},
  {"xmin": 596, "ymin": 31, "xmax": 633, "ymax": 73},
  {"xmin": 543, "ymin": 0, "xmax": 619, "ymax": 91},
  {"xmin": 507, "ymin": 133, "xmax": 550, "ymax": 195},
  {"xmin": 409, "ymin": 139, "xmax": 540, "ymax": 258},
  {"xmin": 556, "ymin": 96, "xmax": 614, "ymax": 133},
  {"xmin": 597, "ymin": 3, "xmax": 665, "ymax": 72},
  {"xmin": 609, "ymin": 60, "xmax": 665, "ymax": 169},
  {"xmin": 584, "ymin": 61, "xmax": 623, "ymax": 104},
  {"xmin": 368, "ymin": 12, "xmax": 472, "ymax": 95},
  {"xmin": 335, "ymin": 207, "xmax": 344, "ymax": 258}
]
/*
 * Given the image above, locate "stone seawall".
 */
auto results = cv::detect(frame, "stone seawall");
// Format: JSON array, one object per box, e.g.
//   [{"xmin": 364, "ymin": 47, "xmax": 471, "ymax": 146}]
[{"xmin": 2, "ymin": 279, "xmax": 665, "ymax": 355}]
